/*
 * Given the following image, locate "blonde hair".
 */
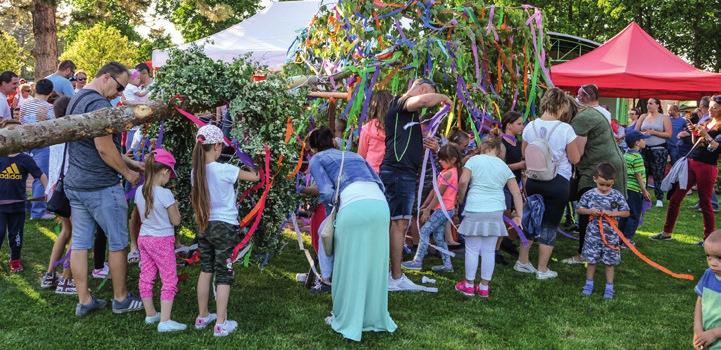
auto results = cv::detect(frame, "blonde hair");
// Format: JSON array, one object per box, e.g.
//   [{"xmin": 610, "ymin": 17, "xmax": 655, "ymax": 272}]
[
  {"xmin": 480, "ymin": 128, "xmax": 503, "ymax": 157},
  {"xmin": 141, "ymin": 152, "xmax": 171, "ymax": 219},
  {"xmin": 540, "ymin": 88, "xmax": 578, "ymax": 122},
  {"xmin": 191, "ymin": 142, "xmax": 216, "ymax": 233}
]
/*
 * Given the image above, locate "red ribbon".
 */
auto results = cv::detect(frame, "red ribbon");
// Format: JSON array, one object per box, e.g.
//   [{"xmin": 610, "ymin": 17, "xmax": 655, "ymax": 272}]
[{"xmin": 231, "ymin": 144, "xmax": 272, "ymax": 261}]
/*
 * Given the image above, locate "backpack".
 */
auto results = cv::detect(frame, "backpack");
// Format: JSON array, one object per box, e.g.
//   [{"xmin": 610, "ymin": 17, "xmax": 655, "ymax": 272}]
[{"xmin": 524, "ymin": 120, "xmax": 562, "ymax": 181}]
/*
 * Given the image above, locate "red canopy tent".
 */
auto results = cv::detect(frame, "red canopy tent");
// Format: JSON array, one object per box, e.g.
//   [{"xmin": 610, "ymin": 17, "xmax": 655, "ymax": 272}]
[{"xmin": 551, "ymin": 22, "xmax": 721, "ymax": 100}]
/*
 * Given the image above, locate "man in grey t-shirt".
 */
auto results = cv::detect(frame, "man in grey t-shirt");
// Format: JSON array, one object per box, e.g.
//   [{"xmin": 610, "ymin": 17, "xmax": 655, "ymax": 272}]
[{"xmin": 64, "ymin": 62, "xmax": 145, "ymax": 317}]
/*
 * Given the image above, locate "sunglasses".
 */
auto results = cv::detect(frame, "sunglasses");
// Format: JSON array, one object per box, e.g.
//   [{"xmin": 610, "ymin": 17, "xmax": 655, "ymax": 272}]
[
  {"xmin": 76, "ymin": 77, "xmax": 86, "ymax": 81},
  {"xmin": 110, "ymin": 75, "xmax": 125, "ymax": 92}
]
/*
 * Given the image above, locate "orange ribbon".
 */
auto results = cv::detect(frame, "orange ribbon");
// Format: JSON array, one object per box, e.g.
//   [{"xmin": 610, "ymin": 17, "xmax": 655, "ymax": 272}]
[{"xmin": 597, "ymin": 215, "xmax": 694, "ymax": 281}]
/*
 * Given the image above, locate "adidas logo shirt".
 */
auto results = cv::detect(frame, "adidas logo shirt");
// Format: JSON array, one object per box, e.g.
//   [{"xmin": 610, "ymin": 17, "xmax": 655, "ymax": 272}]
[{"xmin": 0, "ymin": 154, "xmax": 43, "ymax": 213}]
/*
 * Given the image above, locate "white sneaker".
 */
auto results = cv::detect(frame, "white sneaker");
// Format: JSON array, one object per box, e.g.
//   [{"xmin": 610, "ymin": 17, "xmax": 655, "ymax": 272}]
[
  {"xmin": 195, "ymin": 313, "xmax": 217, "ymax": 329},
  {"xmin": 158, "ymin": 320, "xmax": 187, "ymax": 333},
  {"xmin": 536, "ymin": 269, "xmax": 559, "ymax": 280},
  {"xmin": 655, "ymin": 200, "xmax": 663, "ymax": 208},
  {"xmin": 513, "ymin": 261, "xmax": 537, "ymax": 274},
  {"xmin": 388, "ymin": 274, "xmax": 421, "ymax": 292},
  {"xmin": 213, "ymin": 320, "xmax": 238, "ymax": 337},
  {"xmin": 144, "ymin": 314, "xmax": 160, "ymax": 325},
  {"xmin": 91, "ymin": 263, "xmax": 110, "ymax": 279},
  {"xmin": 561, "ymin": 256, "xmax": 585, "ymax": 265}
]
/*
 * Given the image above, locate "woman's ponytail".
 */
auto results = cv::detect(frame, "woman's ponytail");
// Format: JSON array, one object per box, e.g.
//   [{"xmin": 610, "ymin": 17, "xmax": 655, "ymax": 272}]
[{"xmin": 191, "ymin": 141, "xmax": 211, "ymax": 233}]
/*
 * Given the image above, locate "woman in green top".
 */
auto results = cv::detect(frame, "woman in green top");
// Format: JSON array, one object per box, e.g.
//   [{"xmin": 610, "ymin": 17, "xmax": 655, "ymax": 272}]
[{"xmin": 562, "ymin": 84, "xmax": 627, "ymax": 265}]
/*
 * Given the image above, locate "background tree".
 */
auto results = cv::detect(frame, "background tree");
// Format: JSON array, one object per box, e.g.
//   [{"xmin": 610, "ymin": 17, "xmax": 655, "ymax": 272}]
[
  {"xmin": 0, "ymin": 32, "xmax": 31, "ymax": 74},
  {"xmin": 60, "ymin": 0, "xmax": 151, "ymax": 46},
  {"xmin": 138, "ymin": 28, "xmax": 173, "ymax": 61},
  {"xmin": 59, "ymin": 23, "xmax": 140, "ymax": 77},
  {"xmin": 30, "ymin": 0, "xmax": 58, "ymax": 79},
  {"xmin": 153, "ymin": 0, "xmax": 260, "ymax": 42},
  {"xmin": 0, "ymin": 1, "xmax": 35, "ymax": 77}
]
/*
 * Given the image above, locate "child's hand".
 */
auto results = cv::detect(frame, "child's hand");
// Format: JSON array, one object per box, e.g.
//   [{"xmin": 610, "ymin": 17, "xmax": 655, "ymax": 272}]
[
  {"xmin": 512, "ymin": 215, "xmax": 522, "ymax": 229},
  {"xmin": 420, "ymin": 209, "xmax": 430, "ymax": 224},
  {"xmin": 694, "ymin": 330, "xmax": 718, "ymax": 349},
  {"xmin": 642, "ymin": 189, "xmax": 651, "ymax": 201}
]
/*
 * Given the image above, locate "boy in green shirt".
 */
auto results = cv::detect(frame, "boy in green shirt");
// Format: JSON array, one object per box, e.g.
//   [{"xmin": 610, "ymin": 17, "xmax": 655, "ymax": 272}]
[{"xmin": 619, "ymin": 130, "xmax": 651, "ymax": 246}]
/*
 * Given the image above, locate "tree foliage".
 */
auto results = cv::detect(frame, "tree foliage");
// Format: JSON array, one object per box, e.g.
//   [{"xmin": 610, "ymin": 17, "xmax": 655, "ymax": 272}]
[
  {"xmin": 500, "ymin": 0, "xmax": 721, "ymax": 72},
  {"xmin": 0, "ymin": 31, "xmax": 30, "ymax": 74},
  {"xmin": 60, "ymin": 0, "xmax": 150, "ymax": 45},
  {"xmin": 153, "ymin": 0, "xmax": 261, "ymax": 42},
  {"xmin": 59, "ymin": 23, "xmax": 140, "ymax": 77},
  {"xmin": 0, "ymin": 0, "xmax": 35, "ymax": 77},
  {"xmin": 153, "ymin": 46, "xmax": 306, "ymax": 258}
]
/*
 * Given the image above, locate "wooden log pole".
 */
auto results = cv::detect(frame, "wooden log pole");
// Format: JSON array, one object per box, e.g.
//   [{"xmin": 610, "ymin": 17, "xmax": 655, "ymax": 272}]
[{"xmin": 0, "ymin": 101, "xmax": 169, "ymax": 156}]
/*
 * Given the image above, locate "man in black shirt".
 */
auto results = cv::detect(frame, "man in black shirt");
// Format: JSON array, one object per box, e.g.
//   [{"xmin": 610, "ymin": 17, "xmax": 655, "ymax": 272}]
[{"xmin": 379, "ymin": 78, "xmax": 451, "ymax": 291}]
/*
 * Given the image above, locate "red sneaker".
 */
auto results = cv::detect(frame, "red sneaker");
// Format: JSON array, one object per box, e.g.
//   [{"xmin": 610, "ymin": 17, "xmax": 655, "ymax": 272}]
[
  {"xmin": 454, "ymin": 280, "xmax": 475, "ymax": 297},
  {"xmin": 9, "ymin": 259, "xmax": 23, "ymax": 273},
  {"xmin": 475, "ymin": 284, "xmax": 490, "ymax": 298}
]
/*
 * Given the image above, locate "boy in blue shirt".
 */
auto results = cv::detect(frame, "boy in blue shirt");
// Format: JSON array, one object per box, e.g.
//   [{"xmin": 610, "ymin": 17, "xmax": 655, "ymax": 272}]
[
  {"xmin": 694, "ymin": 229, "xmax": 721, "ymax": 349},
  {"xmin": 0, "ymin": 120, "xmax": 48, "ymax": 272}
]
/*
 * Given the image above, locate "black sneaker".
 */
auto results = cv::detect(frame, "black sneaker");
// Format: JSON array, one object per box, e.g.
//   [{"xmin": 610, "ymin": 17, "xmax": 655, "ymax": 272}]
[
  {"xmin": 309, "ymin": 279, "xmax": 331, "ymax": 294},
  {"xmin": 650, "ymin": 233, "xmax": 672, "ymax": 241},
  {"xmin": 75, "ymin": 296, "xmax": 107, "ymax": 317},
  {"xmin": 112, "ymin": 292, "xmax": 144, "ymax": 314},
  {"xmin": 40, "ymin": 272, "xmax": 57, "ymax": 289}
]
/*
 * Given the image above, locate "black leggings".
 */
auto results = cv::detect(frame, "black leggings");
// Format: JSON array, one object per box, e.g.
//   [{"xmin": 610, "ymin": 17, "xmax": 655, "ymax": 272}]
[
  {"xmin": 576, "ymin": 187, "xmax": 594, "ymax": 255},
  {"xmin": 0, "ymin": 212, "xmax": 24, "ymax": 259},
  {"xmin": 526, "ymin": 175, "xmax": 571, "ymax": 229},
  {"xmin": 93, "ymin": 227, "xmax": 107, "ymax": 270}
]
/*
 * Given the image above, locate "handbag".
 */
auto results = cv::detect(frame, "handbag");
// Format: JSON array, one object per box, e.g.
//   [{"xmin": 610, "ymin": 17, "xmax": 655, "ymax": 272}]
[
  {"xmin": 319, "ymin": 151, "xmax": 345, "ymax": 256},
  {"xmin": 47, "ymin": 144, "xmax": 70, "ymax": 218}
]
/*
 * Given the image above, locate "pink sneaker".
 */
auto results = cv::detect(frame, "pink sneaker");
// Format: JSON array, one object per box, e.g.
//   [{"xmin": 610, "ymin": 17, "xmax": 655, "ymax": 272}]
[
  {"xmin": 476, "ymin": 284, "xmax": 490, "ymax": 298},
  {"xmin": 454, "ymin": 280, "xmax": 475, "ymax": 297}
]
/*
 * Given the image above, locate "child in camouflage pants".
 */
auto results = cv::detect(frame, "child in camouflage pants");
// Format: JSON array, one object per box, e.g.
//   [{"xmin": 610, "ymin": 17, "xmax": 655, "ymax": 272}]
[{"xmin": 576, "ymin": 163, "xmax": 630, "ymax": 300}]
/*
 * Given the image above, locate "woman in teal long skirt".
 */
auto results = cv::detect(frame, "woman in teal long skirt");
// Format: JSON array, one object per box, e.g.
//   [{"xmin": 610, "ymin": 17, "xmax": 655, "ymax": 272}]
[{"xmin": 307, "ymin": 127, "xmax": 397, "ymax": 341}]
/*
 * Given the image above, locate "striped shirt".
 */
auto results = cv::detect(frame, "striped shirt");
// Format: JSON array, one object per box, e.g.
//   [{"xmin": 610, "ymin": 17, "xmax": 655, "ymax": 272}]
[
  {"xmin": 625, "ymin": 150, "xmax": 645, "ymax": 193},
  {"xmin": 19, "ymin": 98, "xmax": 54, "ymax": 125}
]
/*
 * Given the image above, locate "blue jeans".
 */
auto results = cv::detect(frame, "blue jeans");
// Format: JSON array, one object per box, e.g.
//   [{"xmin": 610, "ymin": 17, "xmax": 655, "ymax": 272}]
[
  {"xmin": 620, "ymin": 190, "xmax": 644, "ymax": 240},
  {"xmin": 413, "ymin": 208, "xmax": 454, "ymax": 266},
  {"xmin": 667, "ymin": 145, "xmax": 682, "ymax": 166},
  {"xmin": 30, "ymin": 147, "xmax": 49, "ymax": 218},
  {"xmin": 66, "ymin": 184, "xmax": 129, "ymax": 252}
]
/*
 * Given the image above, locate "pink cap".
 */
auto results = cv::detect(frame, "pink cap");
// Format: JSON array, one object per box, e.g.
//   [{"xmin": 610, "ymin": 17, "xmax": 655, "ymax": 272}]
[{"xmin": 152, "ymin": 148, "xmax": 177, "ymax": 178}]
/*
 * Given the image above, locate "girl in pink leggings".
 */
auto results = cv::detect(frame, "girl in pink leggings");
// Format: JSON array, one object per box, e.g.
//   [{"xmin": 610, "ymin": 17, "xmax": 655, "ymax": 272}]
[{"xmin": 134, "ymin": 149, "xmax": 185, "ymax": 332}]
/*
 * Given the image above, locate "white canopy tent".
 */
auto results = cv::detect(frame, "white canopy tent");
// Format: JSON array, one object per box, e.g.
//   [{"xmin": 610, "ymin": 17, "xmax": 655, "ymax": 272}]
[{"xmin": 151, "ymin": 0, "xmax": 334, "ymax": 70}]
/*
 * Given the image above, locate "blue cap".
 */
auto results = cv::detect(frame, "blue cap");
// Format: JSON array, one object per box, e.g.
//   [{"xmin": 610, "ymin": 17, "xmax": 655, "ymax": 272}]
[{"xmin": 625, "ymin": 129, "xmax": 650, "ymax": 146}]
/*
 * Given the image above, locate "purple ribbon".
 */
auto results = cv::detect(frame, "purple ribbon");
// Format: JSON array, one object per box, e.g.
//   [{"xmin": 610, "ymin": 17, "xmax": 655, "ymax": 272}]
[
  {"xmin": 359, "ymin": 64, "xmax": 381, "ymax": 126},
  {"xmin": 51, "ymin": 249, "xmax": 72, "ymax": 269},
  {"xmin": 639, "ymin": 199, "xmax": 652, "ymax": 226},
  {"xmin": 557, "ymin": 228, "xmax": 579, "ymax": 240},
  {"xmin": 156, "ymin": 121, "xmax": 165, "ymax": 147},
  {"xmin": 231, "ymin": 138, "xmax": 257, "ymax": 169},
  {"xmin": 503, "ymin": 216, "xmax": 529, "ymax": 246}
]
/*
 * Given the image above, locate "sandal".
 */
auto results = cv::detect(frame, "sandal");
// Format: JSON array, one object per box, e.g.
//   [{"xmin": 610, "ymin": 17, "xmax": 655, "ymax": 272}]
[
  {"xmin": 127, "ymin": 250, "xmax": 140, "ymax": 263},
  {"xmin": 650, "ymin": 233, "xmax": 672, "ymax": 241}
]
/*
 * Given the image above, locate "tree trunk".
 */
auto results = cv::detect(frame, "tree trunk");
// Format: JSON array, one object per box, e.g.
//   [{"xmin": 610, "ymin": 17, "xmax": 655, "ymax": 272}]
[
  {"xmin": 0, "ymin": 101, "xmax": 169, "ymax": 156},
  {"xmin": 31, "ymin": 0, "xmax": 58, "ymax": 80}
]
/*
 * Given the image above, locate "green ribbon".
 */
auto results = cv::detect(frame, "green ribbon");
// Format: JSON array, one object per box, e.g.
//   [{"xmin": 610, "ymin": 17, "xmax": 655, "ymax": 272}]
[
  {"xmin": 467, "ymin": 113, "xmax": 481, "ymax": 146},
  {"xmin": 525, "ymin": 45, "xmax": 540, "ymax": 119},
  {"xmin": 243, "ymin": 243, "xmax": 253, "ymax": 267}
]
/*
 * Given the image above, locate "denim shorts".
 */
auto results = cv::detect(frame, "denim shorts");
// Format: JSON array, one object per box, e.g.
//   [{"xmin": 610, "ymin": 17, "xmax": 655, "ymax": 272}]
[
  {"xmin": 380, "ymin": 169, "xmax": 417, "ymax": 220},
  {"xmin": 67, "ymin": 184, "xmax": 129, "ymax": 252}
]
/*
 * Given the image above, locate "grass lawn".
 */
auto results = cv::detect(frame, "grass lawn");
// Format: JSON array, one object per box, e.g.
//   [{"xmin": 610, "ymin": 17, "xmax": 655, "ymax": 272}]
[{"xmin": 0, "ymin": 196, "xmax": 709, "ymax": 349}]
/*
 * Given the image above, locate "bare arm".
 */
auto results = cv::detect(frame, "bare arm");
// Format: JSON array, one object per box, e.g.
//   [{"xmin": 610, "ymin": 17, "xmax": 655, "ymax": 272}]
[
  {"xmin": 457, "ymin": 168, "xmax": 471, "ymax": 206},
  {"xmin": 238, "ymin": 169, "xmax": 260, "ymax": 182},
  {"xmin": 404, "ymin": 93, "xmax": 451, "ymax": 112},
  {"xmin": 94, "ymin": 135, "xmax": 138, "ymax": 185},
  {"xmin": 39, "ymin": 174, "xmax": 48, "ymax": 191},
  {"xmin": 424, "ymin": 172, "xmax": 451, "ymax": 211},
  {"xmin": 610, "ymin": 209, "xmax": 630, "ymax": 218},
  {"xmin": 694, "ymin": 297, "xmax": 704, "ymax": 349},
  {"xmin": 508, "ymin": 161, "xmax": 526, "ymax": 171},
  {"xmin": 567, "ymin": 137, "xmax": 583, "ymax": 164},
  {"xmin": 506, "ymin": 179, "xmax": 523, "ymax": 223},
  {"xmin": 167, "ymin": 203, "xmax": 181, "ymax": 226},
  {"xmin": 576, "ymin": 207, "xmax": 600, "ymax": 216}
]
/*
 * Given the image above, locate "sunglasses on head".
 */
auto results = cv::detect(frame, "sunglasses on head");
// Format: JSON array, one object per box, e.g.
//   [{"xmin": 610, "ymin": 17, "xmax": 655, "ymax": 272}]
[
  {"xmin": 76, "ymin": 77, "xmax": 86, "ymax": 81},
  {"xmin": 110, "ymin": 75, "xmax": 125, "ymax": 92}
]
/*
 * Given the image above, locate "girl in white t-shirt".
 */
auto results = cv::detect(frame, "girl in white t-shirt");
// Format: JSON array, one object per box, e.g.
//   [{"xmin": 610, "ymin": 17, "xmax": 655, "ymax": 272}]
[
  {"xmin": 515, "ymin": 88, "xmax": 581, "ymax": 280},
  {"xmin": 191, "ymin": 125, "xmax": 259, "ymax": 337},
  {"xmin": 134, "ymin": 149, "xmax": 186, "ymax": 332},
  {"xmin": 455, "ymin": 131, "xmax": 524, "ymax": 298}
]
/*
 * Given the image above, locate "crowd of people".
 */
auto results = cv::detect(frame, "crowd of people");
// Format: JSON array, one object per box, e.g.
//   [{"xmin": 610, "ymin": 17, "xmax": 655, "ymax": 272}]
[{"xmin": 1, "ymin": 62, "xmax": 721, "ymax": 346}]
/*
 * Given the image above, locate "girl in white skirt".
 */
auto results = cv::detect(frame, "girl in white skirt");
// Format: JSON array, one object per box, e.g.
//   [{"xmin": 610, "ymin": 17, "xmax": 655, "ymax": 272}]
[{"xmin": 456, "ymin": 131, "xmax": 524, "ymax": 298}]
